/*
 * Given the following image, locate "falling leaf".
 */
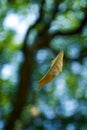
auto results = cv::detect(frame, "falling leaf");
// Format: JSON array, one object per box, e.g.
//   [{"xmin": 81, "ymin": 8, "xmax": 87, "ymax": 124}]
[{"xmin": 38, "ymin": 50, "xmax": 64, "ymax": 88}]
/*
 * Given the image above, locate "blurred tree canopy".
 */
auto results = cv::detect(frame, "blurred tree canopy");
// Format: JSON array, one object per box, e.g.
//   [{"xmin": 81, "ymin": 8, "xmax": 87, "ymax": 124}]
[{"xmin": 0, "ymin": 0, "xmax": 87, "ymax": 130}]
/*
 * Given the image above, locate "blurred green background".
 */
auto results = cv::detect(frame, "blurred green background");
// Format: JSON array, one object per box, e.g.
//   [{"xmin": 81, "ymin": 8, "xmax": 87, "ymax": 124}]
[{"xmin": 0, "ymin": 0, "xmax": 87, "ymax": 130}]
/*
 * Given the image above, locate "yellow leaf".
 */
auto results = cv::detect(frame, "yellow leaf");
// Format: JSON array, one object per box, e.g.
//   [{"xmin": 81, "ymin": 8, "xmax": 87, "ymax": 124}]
[{"xmin": 38, "ymin": 50, "xmax": 64, "ymax": 88}]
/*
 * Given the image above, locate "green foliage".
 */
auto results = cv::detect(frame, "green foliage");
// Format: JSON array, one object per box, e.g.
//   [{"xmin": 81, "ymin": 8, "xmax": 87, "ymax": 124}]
[
  {"xmin": 66, "ymin": 72, "xmax": 78, "ymax": 97},
  {"xmin": 0, "ymin": 0, "xmax": 87, "ymax": 130}
]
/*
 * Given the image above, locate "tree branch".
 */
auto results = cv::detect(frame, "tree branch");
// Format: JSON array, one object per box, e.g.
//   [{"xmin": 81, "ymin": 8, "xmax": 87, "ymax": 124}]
[
  {"xmin": 22, "ymin": 0, "xmax": 45, "ymax": 50},
  {"xmin": 50, "ymin": 12, "xmax": 87, "ymax": 38},
  {"xmin": 4, "ymin": 1, "xmax": 45, "ymax": 129},
  {"xmin": 38, "ymin": 0, "xmax": 61, "ymax": 37}
]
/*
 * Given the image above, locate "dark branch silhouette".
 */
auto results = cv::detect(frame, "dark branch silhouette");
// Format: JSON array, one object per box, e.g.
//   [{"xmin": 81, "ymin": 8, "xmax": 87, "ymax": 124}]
[
  {"xmin": 50, "ymin": 13, "xmax": 87, "ymax": 38},
  {"xmin": 4, "ymin": 1, "xmax": 45, "ymax": 130}
]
